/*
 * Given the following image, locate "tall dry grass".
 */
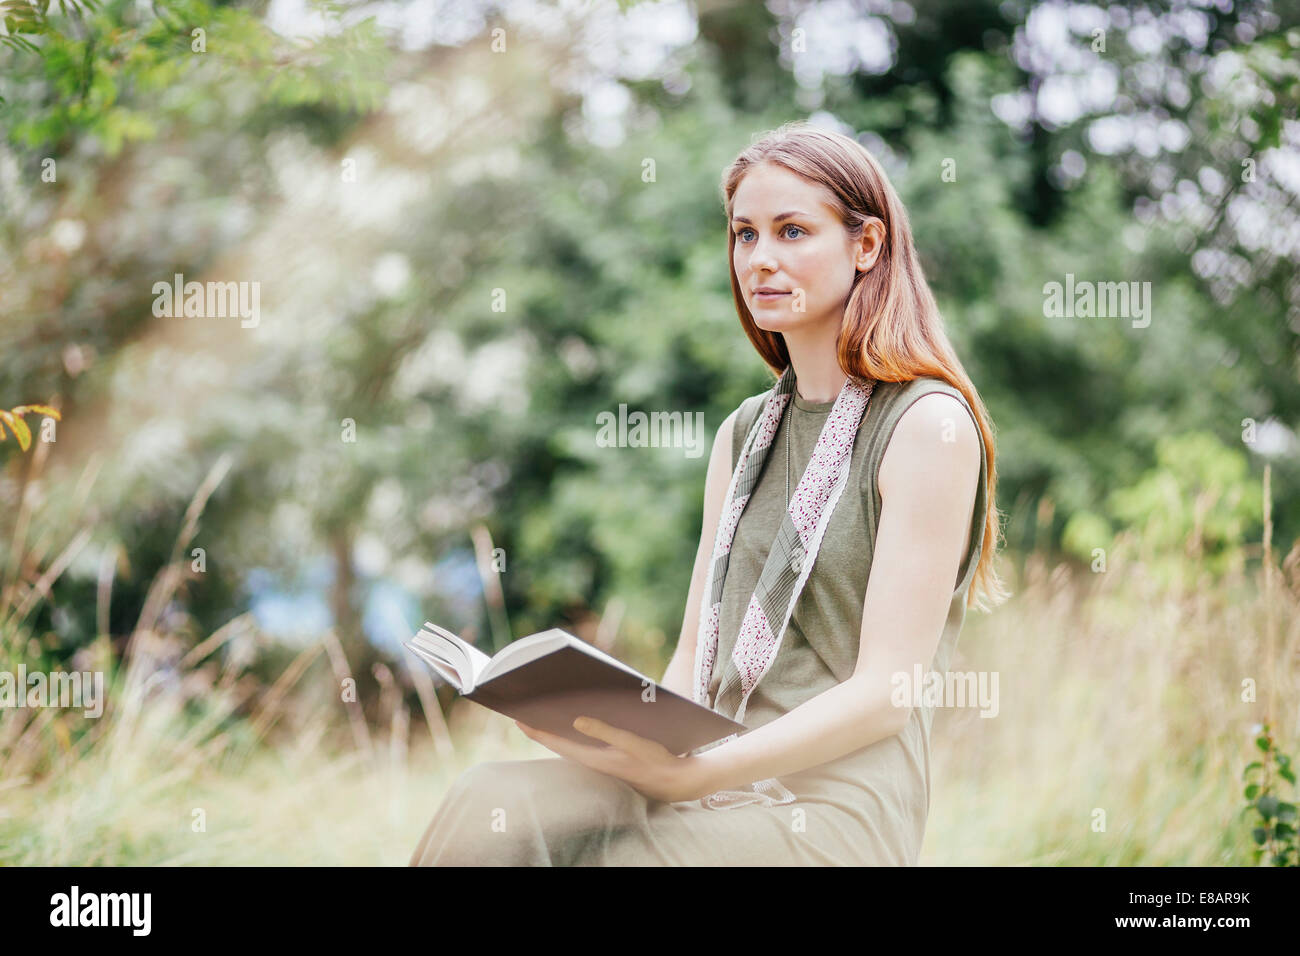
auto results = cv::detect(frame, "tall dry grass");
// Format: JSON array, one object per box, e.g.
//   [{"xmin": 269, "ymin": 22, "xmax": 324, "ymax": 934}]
[
  {"xmin": 1, "ymin": 451, "xmax": 1296, "ymax": 865},
  {"xmin": 0, "ymin": 451, "xmax": 532, "ymax": 864},
  {"xmin": 924, "ymin": 470, "xmax": 1299, "ymax": 865}
]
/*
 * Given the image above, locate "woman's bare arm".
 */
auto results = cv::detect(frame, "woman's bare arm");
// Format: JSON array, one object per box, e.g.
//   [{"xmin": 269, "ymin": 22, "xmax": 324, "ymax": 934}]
[
  {"xmin": 659, "ymin": 407, "xmax": 739, "ymax": 699},
  {"xmin": 689, "ymin": 393, "xmax": 981, "ymax": 794}
]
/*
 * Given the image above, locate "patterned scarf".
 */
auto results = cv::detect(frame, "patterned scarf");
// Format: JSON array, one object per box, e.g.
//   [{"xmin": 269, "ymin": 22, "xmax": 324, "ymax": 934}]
[{"xmin": 691, "ymin": 363, "xmax": 875, "ymax": 810}]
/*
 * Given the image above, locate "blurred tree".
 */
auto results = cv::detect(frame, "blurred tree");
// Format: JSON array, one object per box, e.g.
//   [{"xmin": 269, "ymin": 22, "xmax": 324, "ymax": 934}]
[{"xmin": 0, "ymin": 0, "xmax": 1295, "ymax": 721}]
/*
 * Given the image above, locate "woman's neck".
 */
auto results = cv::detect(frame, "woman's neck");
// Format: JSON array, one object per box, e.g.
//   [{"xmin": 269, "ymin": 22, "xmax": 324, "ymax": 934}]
[{"xmin": 783, "ymin": 326, "xmax": 848, "ymax": 404}]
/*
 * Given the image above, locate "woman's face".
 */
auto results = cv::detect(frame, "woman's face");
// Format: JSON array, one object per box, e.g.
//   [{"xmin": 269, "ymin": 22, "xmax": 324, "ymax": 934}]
[{"xmin": 730, "ymin": 162, "xmax": 877, "ymax": 335}]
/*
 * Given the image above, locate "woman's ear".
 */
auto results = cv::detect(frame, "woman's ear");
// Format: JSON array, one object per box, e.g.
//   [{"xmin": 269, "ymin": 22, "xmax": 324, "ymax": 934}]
[{"xmin": 855, "ymin": 217, "xmax": 886, "ymax": 272}]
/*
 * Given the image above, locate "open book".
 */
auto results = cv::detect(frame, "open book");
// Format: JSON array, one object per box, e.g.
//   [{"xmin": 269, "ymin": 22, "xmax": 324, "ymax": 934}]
[{"xmin": 405, "ymin": 621, "xmax": 745, "ymax": 756}]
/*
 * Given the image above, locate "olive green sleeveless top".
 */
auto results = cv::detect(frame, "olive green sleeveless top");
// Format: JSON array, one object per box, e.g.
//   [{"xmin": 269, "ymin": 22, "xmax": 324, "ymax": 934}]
[{"xmin": 705, "ymin": 376, "xmax": 989, "ymax": 861}]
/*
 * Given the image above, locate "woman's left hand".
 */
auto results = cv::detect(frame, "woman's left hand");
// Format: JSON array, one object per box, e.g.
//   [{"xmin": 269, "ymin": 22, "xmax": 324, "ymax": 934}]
[{"xmin": 514, "ymin": 716, "xmax": 710, "ymax": 804}]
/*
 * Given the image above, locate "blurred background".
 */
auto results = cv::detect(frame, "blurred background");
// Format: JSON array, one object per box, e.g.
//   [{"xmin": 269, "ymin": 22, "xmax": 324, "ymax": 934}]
[{"xmin": 1, "ymin": 0, "xmax": 1297, "ymax": 865}]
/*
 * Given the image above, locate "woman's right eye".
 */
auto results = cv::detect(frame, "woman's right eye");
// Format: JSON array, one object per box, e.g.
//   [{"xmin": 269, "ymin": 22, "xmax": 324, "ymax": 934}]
[{"xmin": 736, "ymin": 228, "xmax": 755, "ymax": 242}]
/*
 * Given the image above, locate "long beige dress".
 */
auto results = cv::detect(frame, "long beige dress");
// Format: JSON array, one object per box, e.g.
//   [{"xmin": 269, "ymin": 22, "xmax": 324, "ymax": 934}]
[{"xmin": 409, "ymin": 376, "xmax": 989, "ymax": 866}]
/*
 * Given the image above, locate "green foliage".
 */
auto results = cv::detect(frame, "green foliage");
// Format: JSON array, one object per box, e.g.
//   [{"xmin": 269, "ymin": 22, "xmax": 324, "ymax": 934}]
[
  {"xmin": 1062, "ymin": 432, "xmax": 1263, "ymax": 581},
  {"xmin": 1, "ymin": 0, "xmax": 103, "ymax": 56},
  {"xmin": 1241, "ymin": 723, "xmax": 1298, "ymax": 866},
  {"xmin": 0, "ymin": 402, "xmax": 60, "ymax": 450},
  {"xmin": 0, "ymin": 0, "xmax": 390, "ymax": 151},
  {"xmin": 1, "ymin": 0, "xmax": 1296, "ymax": 699},
  {"xmin": 1111, "ymin": 432, "xmax": 1261, "ymax": 559},
  {"xmin": 1061, "ymin": 510, "xmax": 1111, "ymax": 568},
  {"xmin": 1, "ymin": 0, "xmax": 1299, "ymax": 866}
]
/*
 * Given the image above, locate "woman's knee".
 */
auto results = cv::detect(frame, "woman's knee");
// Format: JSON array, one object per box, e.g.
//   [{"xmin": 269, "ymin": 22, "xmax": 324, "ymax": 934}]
[
  {"xmin": 409, "ymin": 757, "xmax": 641, "ymax": 866},
  {"xmin": 449, "ymin": 758, "xmax": 552, "ymax": 802},
  {"xmin": 409, "ymin": 763, "xmax": 532, "ymax": 866},
  {"xmin": 452, "ymin": 757, "xmax": 617, "ymax": 803}
]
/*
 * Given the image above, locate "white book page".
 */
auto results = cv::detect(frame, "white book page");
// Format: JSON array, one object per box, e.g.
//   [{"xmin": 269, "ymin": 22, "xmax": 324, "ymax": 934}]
[
  {"xmin": 479, "ymin": 629, "xmax": 650, "ymax": 684},
  {"xmin": 479, "ymin": 631, "xmax": 566, "ymax": 683},
  {"xmin": 416, "ymin": 623, "xmax": 494, "ymax": 692},
  {"xmin": 407, "ymin": 633, "xmax": 466, "ymax": 676},
  {"xmin": 405, "ymin": 641, "xmax": 465, "ymax": 689}
]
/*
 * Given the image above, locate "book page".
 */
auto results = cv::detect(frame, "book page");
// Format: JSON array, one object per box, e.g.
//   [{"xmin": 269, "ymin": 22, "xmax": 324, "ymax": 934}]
[
  {"xmin": 405, "ymin": 641, "xmax": 465, "ymax": 688},
  {"xmin": 418, "ymin": 623, "xmax": 494, "ymax": 691},
  {"xmin": 479, "ymin": 631, "xmax": 566, "ymax": 683},
  {"xmin": 480, "ymin": 630, "xmax": 651, "ymax": 685}
]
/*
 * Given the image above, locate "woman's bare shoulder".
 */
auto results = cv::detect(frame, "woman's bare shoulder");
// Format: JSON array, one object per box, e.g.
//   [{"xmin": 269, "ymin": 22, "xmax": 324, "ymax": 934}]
[{"xmin": 878, "ymin": 392, "xmax": 980, "ymax": 503}]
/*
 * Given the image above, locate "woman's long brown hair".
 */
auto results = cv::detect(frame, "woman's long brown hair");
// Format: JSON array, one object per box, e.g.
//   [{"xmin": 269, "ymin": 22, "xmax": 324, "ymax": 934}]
[{"xmin": 720, "ymin": 120, "xmax": 1010, "ymax": 613}]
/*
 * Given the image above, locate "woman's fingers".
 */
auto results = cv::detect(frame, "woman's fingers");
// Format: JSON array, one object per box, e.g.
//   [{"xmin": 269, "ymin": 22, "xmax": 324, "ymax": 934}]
[
  {"xmin": 516, "ymin": 720, "xmax": 616, "ymax": 766},
  {"xmin": 574, "ymin": 717, "xmax": 665, "ymax": 757},
  {"xmin": 514, "ymin": 719, "xmax": 684, "ymax": 798}
]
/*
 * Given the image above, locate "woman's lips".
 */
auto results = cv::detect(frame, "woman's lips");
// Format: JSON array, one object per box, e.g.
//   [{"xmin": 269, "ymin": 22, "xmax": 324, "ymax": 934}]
[{"xmin": 755, "ymin": 291, "xmax": 790, "ymax": 301}]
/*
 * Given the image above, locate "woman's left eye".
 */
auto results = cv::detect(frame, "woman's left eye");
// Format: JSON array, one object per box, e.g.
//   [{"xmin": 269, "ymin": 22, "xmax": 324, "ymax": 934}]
[{"xmin": 735, "ymin": 225, "xmax": 804, "ymax": 241}]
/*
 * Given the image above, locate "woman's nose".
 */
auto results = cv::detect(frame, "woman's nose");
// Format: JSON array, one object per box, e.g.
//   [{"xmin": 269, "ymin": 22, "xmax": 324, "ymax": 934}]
[{"xmin": 749, "ymin": 237, "xmax": 778, "ymax": 271}]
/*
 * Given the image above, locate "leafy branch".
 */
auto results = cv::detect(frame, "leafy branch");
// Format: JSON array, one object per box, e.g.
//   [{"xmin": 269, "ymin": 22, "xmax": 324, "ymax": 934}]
[
  {"xmin": 0, "ymin": 0, "xmax": 103, "ymax": 106},
  {"xmin": 0, "ymin": 403, "xmax": 62, "ymax": 451},
  {"xmin": 0, "ymin": 0, "xmax": 102, "ymax": 52},
  {"xmin": 2, "ymin": 0, "xmax": 393, "ymax": 145},
  {"xmin": 1242, "ymin": 722, "xmax": 1298, "ymax": 866}
]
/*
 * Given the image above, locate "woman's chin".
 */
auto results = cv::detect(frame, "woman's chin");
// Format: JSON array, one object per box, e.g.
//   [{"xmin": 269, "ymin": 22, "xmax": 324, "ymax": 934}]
[{"xmin": 752, "ymin": 313, "xmax": 814, "ymax": 333}]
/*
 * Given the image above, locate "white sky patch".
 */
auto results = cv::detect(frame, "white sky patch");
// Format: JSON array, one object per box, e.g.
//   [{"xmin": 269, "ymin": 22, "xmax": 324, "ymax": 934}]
[
  {"xmin": 806, "ymin": 110, "xmax": 856, "ymax": 138},
  {"xmin": 1166, "ymin": 5, "xmax": 1211, "ymax": 48},
  {"xmin": 371, "ymin": 252, "xmax": 411, "ymax": 297},
  {"xmin": 1248, "ymin": 418, "xmax": 1299, "ymax": 459},
  {"xmin": 353, "ymin": 531, "xmax": 391, "ymax": 576},
  {"xmin": 384, "ymin": 82, "xmax": 452, "ymax": 155},
  {"xmin": 786, "ymin": 0, "xmax": 896, "ymax": 88},
  {"xmin": 51, "ymin": 219, "xmax": 88, "ymax": 253},
  {"xmin": 260, "ymin": 0, "xmax": 689, "ymax": 150},
  {"xmin": 1228, "ymin": 193, "xmax": 1271, "ymax": 252},
  {"xmin": 991, "ymin": 90, "xmax": 1034, "ymax": 132},
  {"xmin": 1065, "ymin": 2, "xmax": 1106, "ymax": 35},
  {"xmin": 1060, "ymin": 149, "xmax": 1086, "ymax": 179},
  {"xmin": 556, "ymin": 0, "xmax": 697, "ymax": 147},
  {"xmin": 265, "ymin": 0, "xmax": 486, "ymax": 47},
  {"xmin": 1037, "ymin": 74, "xmax": 1083, "ymax": 127},
  {"xmin": 1126, "ymin": 21, "xmax": 1164, "ymax": 56},
  {"xmin": 1086, "ymin": 114, "xmax": 1129, "ymax": 154},
  {"xmin": 1264, "ymin": 131, "xmax": 1300, "ymax": 194},
  {"xmin": 265, "ymin": 0, "xmax": 342, "ymax": 40},
  {"xmin": 1082, "ymin": 60, "xmax": 1119, "ymax": 110},
  {"xmin": 576, "ymin": 78, "xmax": 634, "ymax": 150},
  {"xmin": 1197, "ymin": 165, "xmax": 1226, "ymax": 197},
  {"xmin": 1157, "ymin": 118, "xmax": 1189, "ymax": 152},
  {"xmin": 1017, "ymin": 1, "xmax": 1094, "ymax": 75},
  {"xmin": 460, "ymin": 334, "xmax": 534, "ymax": 414},
  {"xmin": 393, "ymin": 327, "xmax": 465, "ymax": 401},
  {"xmin": 577, "ymin": 0, "xmax": 697, "ymax": 80}
]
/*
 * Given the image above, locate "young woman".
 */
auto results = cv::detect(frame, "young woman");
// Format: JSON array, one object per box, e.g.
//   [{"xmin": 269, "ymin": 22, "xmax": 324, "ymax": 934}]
[{"xmin": 410, "ymin": 121, "xmax": 1008, "ymax": 866}]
